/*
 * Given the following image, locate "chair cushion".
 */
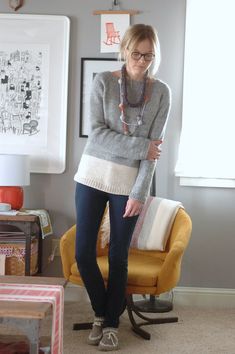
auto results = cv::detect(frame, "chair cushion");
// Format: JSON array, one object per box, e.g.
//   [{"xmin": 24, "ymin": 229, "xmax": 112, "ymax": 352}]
[
  {"xmin": 127, "ymin": 254, "xmax": 164, "ymax": 287},
  {"xmin": 71, "ymin": 254, "xmax": 164, "ymax": 288}
]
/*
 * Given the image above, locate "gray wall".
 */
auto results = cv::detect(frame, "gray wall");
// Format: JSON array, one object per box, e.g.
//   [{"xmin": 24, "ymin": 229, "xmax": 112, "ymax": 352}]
[{"xmin": 1, "ymin": 0, "xmax": 234, "ymax": 288}]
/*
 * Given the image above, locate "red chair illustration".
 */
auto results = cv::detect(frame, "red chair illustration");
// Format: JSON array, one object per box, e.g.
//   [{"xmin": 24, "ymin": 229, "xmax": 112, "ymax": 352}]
[{"xmin": 103, "ymin": 22, "xmax": 121, "ymax": 45}]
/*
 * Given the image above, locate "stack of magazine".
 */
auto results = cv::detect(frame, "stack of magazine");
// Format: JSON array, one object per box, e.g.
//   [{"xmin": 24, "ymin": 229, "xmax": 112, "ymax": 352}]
[{"xmin": 0, "ymin": 231, "xmax": 36, "ymax": 243}]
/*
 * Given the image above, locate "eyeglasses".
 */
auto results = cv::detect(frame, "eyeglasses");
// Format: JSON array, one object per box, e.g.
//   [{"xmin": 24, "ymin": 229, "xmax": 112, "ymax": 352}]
[{"xmin": 131, "ymin": 51, "xmax": 155, "ymax": 62}]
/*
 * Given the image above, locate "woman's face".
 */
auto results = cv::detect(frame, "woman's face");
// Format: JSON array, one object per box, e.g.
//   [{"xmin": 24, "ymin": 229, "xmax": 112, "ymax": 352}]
[{"xmin": 125, "ymin": 39, "xmax": 155, "ymax": 80}]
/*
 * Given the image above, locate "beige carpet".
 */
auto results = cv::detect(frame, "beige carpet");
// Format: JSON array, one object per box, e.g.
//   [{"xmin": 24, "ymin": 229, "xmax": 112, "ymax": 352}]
[
  {"xmin": 1, "ymin": 300, "xmax": 235, "ymax": 354},
  {"xmin": 43, "ymin": 301, "xmax": 235, "ymax": 354}
]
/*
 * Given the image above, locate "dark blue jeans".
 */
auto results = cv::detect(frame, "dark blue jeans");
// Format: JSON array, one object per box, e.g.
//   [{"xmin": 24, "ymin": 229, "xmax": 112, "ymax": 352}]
[{"xmin": 75, "ymin": 183, "xmax": 138, "ymax": 328}]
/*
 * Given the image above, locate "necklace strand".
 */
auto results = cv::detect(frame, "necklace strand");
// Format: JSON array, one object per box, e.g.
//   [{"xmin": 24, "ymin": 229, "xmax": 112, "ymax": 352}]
[
  {"xmin": 119, "ymin": 65, "xmax": 152, "ymax": 135},
  {"xmin": 121, "ymin": 64, "xmax": 148, "ymax": 108}
]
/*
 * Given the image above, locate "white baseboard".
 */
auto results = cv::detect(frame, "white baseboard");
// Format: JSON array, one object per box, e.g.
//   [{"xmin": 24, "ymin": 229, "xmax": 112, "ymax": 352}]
[
  {"xmin": 64, "ymin": 283, "xmax": 235, "ymax": 308},
  {"xmin": 174, "ymin": 286, "xmax": 235, "ymax": 308}
]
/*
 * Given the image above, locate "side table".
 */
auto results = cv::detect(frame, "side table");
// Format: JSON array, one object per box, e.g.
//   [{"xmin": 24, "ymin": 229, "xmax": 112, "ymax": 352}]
[
  {"xmin": 0, "ymin": 214, "xmax": 42, "ymax": 275},
  {"xmin": 0, "ymin": 276, "xmax": 67, "ymax": 354}
]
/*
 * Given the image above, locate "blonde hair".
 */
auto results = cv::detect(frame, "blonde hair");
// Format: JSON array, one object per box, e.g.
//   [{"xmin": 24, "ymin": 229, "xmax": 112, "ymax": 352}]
[{"xmin": 119, "ymin": 24, "xmax": 161, "ymax": 77}]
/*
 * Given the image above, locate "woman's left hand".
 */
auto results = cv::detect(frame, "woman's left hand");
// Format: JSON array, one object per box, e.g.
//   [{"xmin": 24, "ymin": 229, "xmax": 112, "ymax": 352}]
[{"xmin": 123, "ymin": 198, "xmax": 143, "ymax": 218}]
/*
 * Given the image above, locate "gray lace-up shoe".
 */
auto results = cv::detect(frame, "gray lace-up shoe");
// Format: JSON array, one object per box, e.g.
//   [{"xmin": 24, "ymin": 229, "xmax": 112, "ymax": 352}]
[
  {"xmin": 98, "ymin": 327, "xmax": 119, "ymax": 351},
  {"xmin": 87, "ymin": 317, "xmax": 104, "ymax": 345}
]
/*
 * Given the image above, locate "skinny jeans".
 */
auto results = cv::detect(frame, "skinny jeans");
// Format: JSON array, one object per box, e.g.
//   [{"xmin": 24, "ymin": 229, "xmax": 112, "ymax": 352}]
[{"xmin": 75, "ymin": 182, "xmax": 138, "ymax": 328}]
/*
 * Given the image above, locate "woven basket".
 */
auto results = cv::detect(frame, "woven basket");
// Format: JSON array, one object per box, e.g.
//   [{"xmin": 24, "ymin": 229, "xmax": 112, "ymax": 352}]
[{"xmin": 0, "ymin": 239, "xmax": 38, "ymax": 276}]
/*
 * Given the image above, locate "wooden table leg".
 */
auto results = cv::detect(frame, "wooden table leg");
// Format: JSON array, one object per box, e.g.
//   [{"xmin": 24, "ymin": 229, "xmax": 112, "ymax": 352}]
[{"xmin": 24, "ymin": 222, "xmax": 32, "ymax": 275}]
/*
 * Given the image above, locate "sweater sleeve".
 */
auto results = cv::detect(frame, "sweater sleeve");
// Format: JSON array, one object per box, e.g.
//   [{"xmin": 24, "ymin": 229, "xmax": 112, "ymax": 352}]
[
  {"xmin": 88, "ymin": 73, "xmax": 150, "ymax": 160},
  {"xmin": 129, "ymin": 84, "xmax": 171, "ymax": 202}
]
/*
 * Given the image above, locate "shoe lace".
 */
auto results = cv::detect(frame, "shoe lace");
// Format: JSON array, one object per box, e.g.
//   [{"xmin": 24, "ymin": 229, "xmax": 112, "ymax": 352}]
[{"xmin": 106, "ymin": 331, "xmax": 118, "ymax": 346}]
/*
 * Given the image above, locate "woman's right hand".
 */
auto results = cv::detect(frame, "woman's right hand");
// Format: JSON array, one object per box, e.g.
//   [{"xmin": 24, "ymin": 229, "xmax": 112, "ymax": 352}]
[{"xmin": 146, "ymin": 140, "xmax": 162, "ymax": 161}]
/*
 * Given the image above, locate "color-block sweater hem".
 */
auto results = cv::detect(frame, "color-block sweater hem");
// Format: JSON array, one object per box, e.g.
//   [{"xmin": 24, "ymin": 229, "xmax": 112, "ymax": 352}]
[
  {"xmin": 74, "ymin": 154, "xmax": 138, "ymax": 196},
  {"xmin": 75, "ymin": 177, "xmax": 134, "ymax": 196}
]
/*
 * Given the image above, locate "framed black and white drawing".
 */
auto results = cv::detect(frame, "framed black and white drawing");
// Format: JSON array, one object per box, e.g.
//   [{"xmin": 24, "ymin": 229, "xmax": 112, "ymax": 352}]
[
  {"xmin": 0, "ymin": 14, "xmax": 70, "ymax": 173},
  {"xmin": 79, "ymin": 58, "xmax": 122, "ymax": 138}
]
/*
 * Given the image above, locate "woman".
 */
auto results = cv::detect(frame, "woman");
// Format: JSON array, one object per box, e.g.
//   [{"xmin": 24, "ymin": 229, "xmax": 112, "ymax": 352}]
[{"xmin": 74, "ymin": 24, "xmax": 171, "ymax": 351}]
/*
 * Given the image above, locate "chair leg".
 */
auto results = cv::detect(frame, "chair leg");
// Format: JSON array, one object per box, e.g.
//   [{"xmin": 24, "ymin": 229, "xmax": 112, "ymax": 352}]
[
  {"xmin": 126, "ymin": 295, "xmax": 178, "ymax": 340},
  {"xmin": 73, "ymin": 322, "xmax": 93, "ymax": 331}
]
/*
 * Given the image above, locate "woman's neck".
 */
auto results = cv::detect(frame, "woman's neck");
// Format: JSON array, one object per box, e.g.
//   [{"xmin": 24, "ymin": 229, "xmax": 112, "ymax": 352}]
[
  {"xmin": 112, "ymin": 68, "xmax": 148, "ymax": 82},
  {"xmin": 126, "ymin": 72, "xmax": 145, "ymax": 81},
  {"xmin": 125, "ymin": 66, "xmax": 146, "ymax": 81}
]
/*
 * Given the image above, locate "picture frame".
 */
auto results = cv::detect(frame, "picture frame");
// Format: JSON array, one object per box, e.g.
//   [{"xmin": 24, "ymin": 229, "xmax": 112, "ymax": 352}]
[
  {"xmin": 0, "ymin": 14, "xmax": 70, "ymax": 173},
  {"xmin": 79, "ymin": 58, "xmax": 122, "ymax": 137},
  {"xmin": 100, "ymin": 14, "xmax": 130, "ymax": 53}
]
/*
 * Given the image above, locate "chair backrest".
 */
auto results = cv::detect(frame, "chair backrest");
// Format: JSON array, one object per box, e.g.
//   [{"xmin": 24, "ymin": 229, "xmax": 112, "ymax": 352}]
[
  {"xmin": 96, "ymin": 207, "xmax": 191, "ymax": 259},
  {"xmin": 166, "ymin": 208, "xmax": 192, "ymax": 251}
]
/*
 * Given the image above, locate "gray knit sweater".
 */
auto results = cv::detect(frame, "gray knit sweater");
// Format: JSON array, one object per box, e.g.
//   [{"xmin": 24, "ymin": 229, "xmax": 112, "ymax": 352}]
[{"xmin": 75, "ymin": 71, "xmax": 171, "ymax": 202}]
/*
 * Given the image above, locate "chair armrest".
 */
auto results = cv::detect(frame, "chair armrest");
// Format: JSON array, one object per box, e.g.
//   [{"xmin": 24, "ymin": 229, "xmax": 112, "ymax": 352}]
[
  {"xmin": 156, "ymin": 210, "xmax": 192, "ymax": 294},
  {"xmin": 60, "ymin": 225, "xmax": 76, "ymax": 280},
  {"xmin": 157, "ymin": 242, "xmax": 185, "ymax": 294}
]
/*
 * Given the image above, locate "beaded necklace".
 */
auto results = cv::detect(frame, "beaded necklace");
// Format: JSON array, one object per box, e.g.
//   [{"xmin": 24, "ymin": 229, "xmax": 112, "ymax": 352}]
[{"xmin": 119, "ymin": 64, "xmax": 152, "ymax": 135}]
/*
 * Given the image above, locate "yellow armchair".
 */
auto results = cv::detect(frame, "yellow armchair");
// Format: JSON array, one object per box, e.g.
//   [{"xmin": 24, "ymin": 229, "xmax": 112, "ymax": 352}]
[{"xmin": 60, "ymin": 207, "xmax": 192, "ymax": 339}]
